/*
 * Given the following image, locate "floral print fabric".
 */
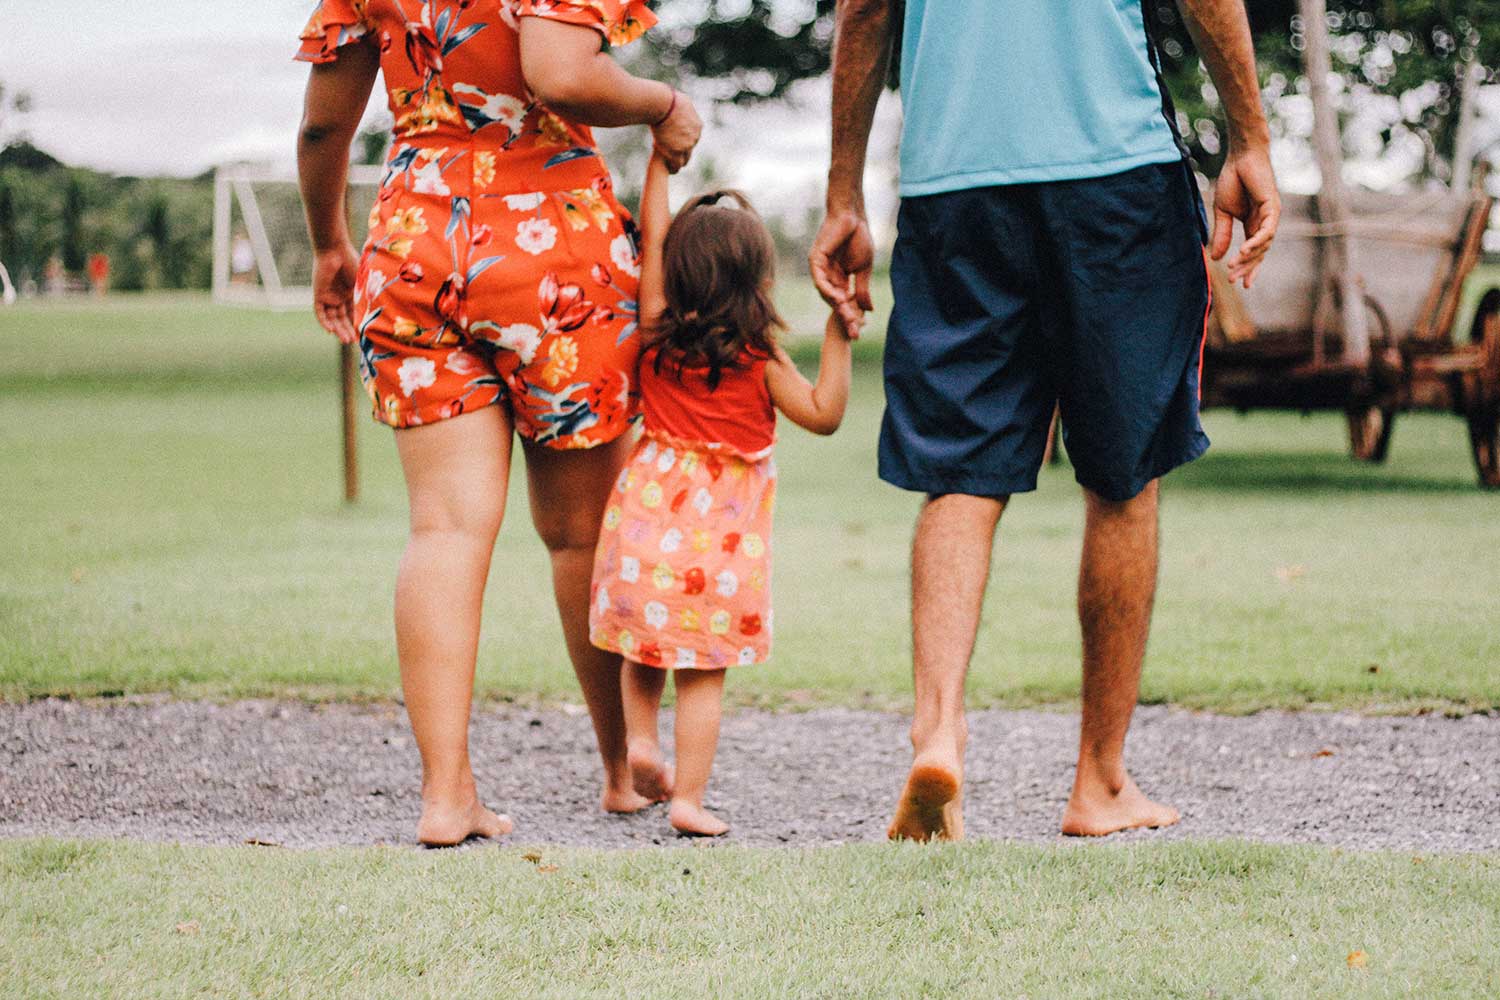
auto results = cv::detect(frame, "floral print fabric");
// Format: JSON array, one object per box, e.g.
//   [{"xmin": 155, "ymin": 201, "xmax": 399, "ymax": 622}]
[
  {"xmin": 297, "ymin": 0, "xmax": 653, "ymax": 443},
  {"xmin": 590, "ymin": 432, "xmax": 776, "ymax": 669}
]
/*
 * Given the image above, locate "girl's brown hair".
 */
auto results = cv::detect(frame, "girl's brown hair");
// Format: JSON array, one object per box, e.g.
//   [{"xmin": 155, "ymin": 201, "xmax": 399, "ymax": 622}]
[{"xmin": 650, "ymin": 189, "xmax": 785, "ymax": 389}]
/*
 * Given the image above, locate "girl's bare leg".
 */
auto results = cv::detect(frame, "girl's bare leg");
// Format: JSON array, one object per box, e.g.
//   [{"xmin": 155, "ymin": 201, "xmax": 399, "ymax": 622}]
[
  {"xmin": 522, "ymin": 436, "xmax": 650, "ymax": 813},
  {"xmin": 668, "ymin": 668, "xmax": 728, "ymax": 836},
  {"xmin": 621, "ymin": 660, "xmax": 673, "ymax": 802},
  {"xmin": 393, "ymin": 406, "xmax": 515, "ymax": 846}
]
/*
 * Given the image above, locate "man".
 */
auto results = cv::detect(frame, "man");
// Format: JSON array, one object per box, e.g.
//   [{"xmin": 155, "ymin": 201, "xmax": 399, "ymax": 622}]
[{"xmin": 811, "ymin": 0, "xmax": 1279, "ymax": 840}]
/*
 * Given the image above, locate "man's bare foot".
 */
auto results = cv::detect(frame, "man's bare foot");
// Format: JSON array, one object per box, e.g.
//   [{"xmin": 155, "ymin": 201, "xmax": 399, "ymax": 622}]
[
  {"xmin": 627, "ymin": 740, "xmax": 674, "ymax": 803},
  {"xmin": 601, "ymin": 784, "xmax": 654, "ymax": 814},
  {"xmin": 888, "ymin": 757, "xmax": 964, "ymax": 842},
  {"xmin": 417, "ymin": 798, "xmax": 513, "ymax": 847},
  {"xmin": 669, "ymin": 801, "xmax": 729, "ymax": 837},
  {"xmin": 1061, "ymin": 772, "xmax": 1179, "ymax": 837}
]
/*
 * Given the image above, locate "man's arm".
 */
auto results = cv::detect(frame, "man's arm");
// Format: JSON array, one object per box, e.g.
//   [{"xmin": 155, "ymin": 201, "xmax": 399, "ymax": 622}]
[
  {"xmin": 809, "ymin": 0, "xmax": 897, "ymax": 333},
  {"xmin": 1176, "ymin": 0, "xmax": 1280, "ymax": 287}
]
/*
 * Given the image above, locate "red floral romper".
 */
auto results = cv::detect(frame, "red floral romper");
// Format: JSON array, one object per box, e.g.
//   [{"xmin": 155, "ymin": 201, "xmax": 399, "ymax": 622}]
[{"xmin": 297, "ymin": 0, "xmax": 655, "ymax": 446}]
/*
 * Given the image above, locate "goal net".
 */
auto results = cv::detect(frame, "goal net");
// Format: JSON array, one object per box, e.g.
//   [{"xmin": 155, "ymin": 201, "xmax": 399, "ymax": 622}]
[{"xmin": 211, "ymin": 162, "xmax": 382, "ymax": 310}]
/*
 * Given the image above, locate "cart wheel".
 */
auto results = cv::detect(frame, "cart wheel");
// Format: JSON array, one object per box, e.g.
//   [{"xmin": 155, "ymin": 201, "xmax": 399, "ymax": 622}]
[
  {"xmin": 1347, "ymin": 405, "xmax": 1396, "ymax": 463},
  {"xmin": 1468, "ymin": 288, "xmax": 1500, "ymax": 489}
]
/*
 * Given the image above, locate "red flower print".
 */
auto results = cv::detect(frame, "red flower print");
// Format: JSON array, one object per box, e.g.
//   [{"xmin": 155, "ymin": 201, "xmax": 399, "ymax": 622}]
[
  {"xmin": 538, "ymin": 271, "xmax": 595, "ymax": 333},
  {"xmin": 588, "ymin": 367, "xmax": 630, "ymax": 417},
  {"xmin": 592, "ymin": 306, "xmax": 615, "ymax": 325},
  {"xmin": 378, "ymin": 186, "xmax": 398, "ymax": 202},
  {"xmin": 591, "ymin": 263, "xmax": 612, "ymax": 286},
  {"xmin": 705, "ymin": 455, "xmax": 724, "ymax": 481},
  {"xmin": 399, "ymin": 261, "xmax": 425, "ymax": 282},
  {"xmin": 404, "ymin": 23, "xmax": 443, "ymax": 78},
  {"xmin": 683, "ymin": 568, "xmax": 706, "ymax": 595},
  {"xmin": 435, "ymin": 273, "xmax": 467, "ymax": 330},
  {"xmin": 722, "ymin": 533, "xmax": 741, "ymax": 554},
  {"xmin": 471, "ymin": 224, "xmax": 494, "ymax": 247},
  {"xmin": 638, "ymin": 641, "xmax": 663, "ymax": 667},
  {"xmin": 591, "ymin": 174, "xmax": 612, "ymax": 197},
  {"xmin": 379, "ymin": 30, "xmax": 393, "ymax": 53},
  {"xmin": 739, "ymin": 614, "xmax": 762, "ymax": 636}
]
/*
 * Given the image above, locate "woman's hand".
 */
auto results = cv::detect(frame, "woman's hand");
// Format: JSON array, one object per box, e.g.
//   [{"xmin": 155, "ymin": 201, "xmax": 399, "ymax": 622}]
[
  {"xmin": 650, "ymin": 89, "xmax": 702, "ymax": 174},
  {"xmin": 313, "ymin": 243, "xmax": 360, "ymax": 344}
]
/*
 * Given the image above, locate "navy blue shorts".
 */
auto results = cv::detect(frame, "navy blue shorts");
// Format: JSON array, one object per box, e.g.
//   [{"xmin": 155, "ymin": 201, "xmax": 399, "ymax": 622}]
[{"xmin": 880, "ymin": 159, "xmax": 1211, "ymax": 503}]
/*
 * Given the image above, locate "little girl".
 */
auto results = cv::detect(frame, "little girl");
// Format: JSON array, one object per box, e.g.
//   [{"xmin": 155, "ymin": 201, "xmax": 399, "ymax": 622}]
[{"xmin": 588, "ymin": 153, "xmax": 853, "ymax": 836}]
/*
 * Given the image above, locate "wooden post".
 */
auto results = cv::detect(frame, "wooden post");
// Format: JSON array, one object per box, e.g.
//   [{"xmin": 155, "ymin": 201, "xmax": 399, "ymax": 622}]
[
  {"xmin": 340, "ymin": 341, "xmax": 360, "ymax": 503},
  {"xmin": 1299, "ymin": 0, "xmax": 1370, "ymax": 366}
]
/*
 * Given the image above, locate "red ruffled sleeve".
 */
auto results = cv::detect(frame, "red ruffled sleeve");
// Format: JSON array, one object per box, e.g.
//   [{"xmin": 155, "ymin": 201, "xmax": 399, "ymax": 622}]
[
  {"xmin": 509, "ymin": 0, "xmax": 656, "ymax": 48},
  {"xmin": 295, "ymin": 0, "xmax": 373, "ymax": 63}
]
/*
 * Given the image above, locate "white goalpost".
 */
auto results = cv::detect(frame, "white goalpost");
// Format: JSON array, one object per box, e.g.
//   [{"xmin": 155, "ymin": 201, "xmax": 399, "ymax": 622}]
[
  {"xmin": 211, "ymin": 162, "xmax": 383, "ymax": 309},
  {"xmin": 211, "ymin": 161, "xmax": 382, "ymax": 503}
]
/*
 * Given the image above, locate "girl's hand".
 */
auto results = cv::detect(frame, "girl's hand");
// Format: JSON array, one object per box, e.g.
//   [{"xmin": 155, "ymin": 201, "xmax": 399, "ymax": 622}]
[
  {"xmin": 313, "ymin": 243, "xmax": 360, "ymax": 344},
  {"xmin": 827, "ymin": 309, "xmax": 861, "ymax": 342},
  {"xmin": 650, "ymin": 89, "xmax": 702, "ymax": 174}
]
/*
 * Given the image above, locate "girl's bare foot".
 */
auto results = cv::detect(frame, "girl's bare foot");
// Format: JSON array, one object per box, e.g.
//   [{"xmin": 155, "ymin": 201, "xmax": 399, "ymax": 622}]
[
  {"xmin": 669, "ymin": 801, "xmax": 729, "ymax": 837},
  {"xmin": 1061, "ymin": 772, "xmax": 1179, "ymax": 837},
  {"xmin": 417, "ymin": 797, "xmax": 513, "ymax": 847},
  {"xmin": 601, "ymin": 783, "xmax": 654, "ymax": 814},
  {"xmin": 627, "ymin": 739, "xmax": 674, "ymax": 802}
]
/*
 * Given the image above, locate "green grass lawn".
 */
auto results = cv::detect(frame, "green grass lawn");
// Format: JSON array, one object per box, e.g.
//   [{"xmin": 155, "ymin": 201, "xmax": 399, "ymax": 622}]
[
  {"xmin": 2, "ymin": 293, "xmax": 1498, "ymax": 710},
  {"xmin": 3, "ymin": 838, "xmax": 1496, "ymax": 998}
]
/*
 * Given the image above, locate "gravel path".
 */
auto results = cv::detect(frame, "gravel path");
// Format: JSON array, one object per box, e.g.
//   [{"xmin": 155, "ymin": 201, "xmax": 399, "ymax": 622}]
[{"xmin": 2, "ymin": 699, "xmax": 1496, "ymax": 852}]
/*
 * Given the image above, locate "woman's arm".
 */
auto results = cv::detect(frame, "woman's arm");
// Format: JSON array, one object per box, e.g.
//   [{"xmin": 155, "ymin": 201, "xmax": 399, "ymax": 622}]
[
  {"xmin": 517, "ymin": 18, "xmax": 701, "ymax": 172},
  {"xmin": 765, "ymin": 314, "xmax": 853, "ymax": 436},
  {"xmin": 297, "ymin": 42, "xmax": 380, "ymax": 342},
  {"xmin": 636, "ymin": 152, "xmax": 672, "ymax": 330}
]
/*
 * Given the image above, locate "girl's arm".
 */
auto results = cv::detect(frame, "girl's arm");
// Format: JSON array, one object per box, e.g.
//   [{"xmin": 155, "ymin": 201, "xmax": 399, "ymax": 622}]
[
  {"xmin": 636, "ymin": 153, "xmax": 672, "ymax": 331},
  {"xmin": 297, "ymin": 44, "xmax": 380, "ymax": 343},
  {"xmin": 517, "ymin": 19, "xmax": 702, "ymax": 172},
  {"xmin": 765, "ymin": 314, "xmax": 853, "ymax": 436}
]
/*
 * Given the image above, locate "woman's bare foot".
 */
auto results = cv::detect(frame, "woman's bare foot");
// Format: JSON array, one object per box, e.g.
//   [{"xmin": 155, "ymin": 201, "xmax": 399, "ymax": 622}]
[
  {"xmin": 627, "ymin": 739, "xmax": 674, "ymax": 803},
  {"xmin": 669, "ymin": 801, "xmax": 729, "ymax": 837},
  {"xmin": 888, "ymin": 756, "xmax": 964, "ymax": 842},
  {"xmin": 417, "ymin": 797, "xmax": 513, "ymax": 847},
  {"xmin": 1061, "ymin": 771, "xmax": 1179, "ymax": 837}
]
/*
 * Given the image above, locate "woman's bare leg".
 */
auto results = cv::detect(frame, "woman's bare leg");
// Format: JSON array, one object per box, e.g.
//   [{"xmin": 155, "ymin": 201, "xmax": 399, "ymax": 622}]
[
  {"xmin": 621, "ymin": 660, "xmax": 673, "ymax": 802},
  {"xmin": 668, "ymin": 668, "xmax": 728, "ymax": 837},
  {"xmin": 522, "ymin": 436, "xmax": 649, "ymax": 813},
  {"xmin": 393, "ymin": 406, "xmax": 515, "ymax": 846}
]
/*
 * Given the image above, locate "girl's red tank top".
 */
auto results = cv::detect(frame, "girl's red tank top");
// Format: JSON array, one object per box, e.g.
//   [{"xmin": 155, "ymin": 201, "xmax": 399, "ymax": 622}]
[{"xmin": 639, "ymin": 347, "xmax": 776, "ymax": 458}]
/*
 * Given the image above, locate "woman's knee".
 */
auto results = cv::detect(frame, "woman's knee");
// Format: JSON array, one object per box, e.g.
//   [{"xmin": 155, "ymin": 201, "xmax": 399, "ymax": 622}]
[
  {"xmin": 409, "ymin": 489, "xmax": 506, "ymax": 545},
  {"xmin": 531, "ymin": 506, "xmax": 601, "ymax": 555}
]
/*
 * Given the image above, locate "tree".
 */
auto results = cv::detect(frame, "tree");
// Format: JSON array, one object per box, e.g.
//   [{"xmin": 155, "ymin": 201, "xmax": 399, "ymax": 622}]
[
  {"xmin": 60, "ymin": 174, "xmax": 86, "ymax": 272},
  {"xmin": 650, "ymin": 1, "xmax": 1498, "ymax": 181}
]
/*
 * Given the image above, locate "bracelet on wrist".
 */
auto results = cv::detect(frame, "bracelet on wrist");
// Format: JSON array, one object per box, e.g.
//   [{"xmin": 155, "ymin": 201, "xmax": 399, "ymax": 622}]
[{"xmin": 653, "ymin": 88, "xmax": 677, "ymax": 127}]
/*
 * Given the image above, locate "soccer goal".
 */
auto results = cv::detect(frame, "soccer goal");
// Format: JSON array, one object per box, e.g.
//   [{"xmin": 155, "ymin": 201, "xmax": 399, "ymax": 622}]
[{"xmin": 211, "ymin": 162, "xmax": 383, "ymax": 309}]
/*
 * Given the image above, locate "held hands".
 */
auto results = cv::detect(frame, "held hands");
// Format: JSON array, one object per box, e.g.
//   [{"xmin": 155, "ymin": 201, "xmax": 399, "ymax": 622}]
[
  {"xmin": 312, "ymin": 243, "xmax": 359, "ymax": 344},
  {"xmin": 809, "ymin": 208, "xmax": 874, "ymax": 339},
  {"xmin": 650, "ymin": 88, "xmax": 702, "ymax": 174},
  {"xmin": 826, "ymin": 310, "xmax": 857, "ymax": 342},
  {"xmin": 1211, "ymin": 144, "xmax": 1280, "ymax": 289}
]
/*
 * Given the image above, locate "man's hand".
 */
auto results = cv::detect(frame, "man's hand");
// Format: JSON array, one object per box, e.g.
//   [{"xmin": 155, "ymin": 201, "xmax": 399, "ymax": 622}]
[
  {"xmin": 1210, "ymin": 145, "xmax": 1279, "ymax": 289},
  {"xmin": 650, "ymin": 90, "xmax": 702, "ymax": 174},
  {"xmin": 809, "ymin": 208, "xmax": 874, "ymax": 338},
  {"xmin": 313, "ymin": 243, "xmax": 359, "ymax": 344}
]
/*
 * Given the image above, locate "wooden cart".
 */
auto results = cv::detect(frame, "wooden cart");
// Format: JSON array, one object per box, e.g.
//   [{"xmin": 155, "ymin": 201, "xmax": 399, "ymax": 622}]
[{"xmin": 1201, "ymin": 176, "xmax": 1500, "ymax": 488}]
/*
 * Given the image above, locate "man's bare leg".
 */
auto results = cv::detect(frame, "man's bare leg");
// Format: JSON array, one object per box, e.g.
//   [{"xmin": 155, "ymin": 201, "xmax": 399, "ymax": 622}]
[
  {"xmin": 889, "ymin": 493, "xmax": 1005, "ymax": 842},
  {"xmin": 1061, "ymin": 480, "xmax": 1180, "ymax": 836}
]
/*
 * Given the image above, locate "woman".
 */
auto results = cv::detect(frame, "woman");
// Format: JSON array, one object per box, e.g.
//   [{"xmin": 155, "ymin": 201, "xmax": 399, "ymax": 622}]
[{"xmin": 296, "ymin": 0, "xmax": 701, "ymax": 845}]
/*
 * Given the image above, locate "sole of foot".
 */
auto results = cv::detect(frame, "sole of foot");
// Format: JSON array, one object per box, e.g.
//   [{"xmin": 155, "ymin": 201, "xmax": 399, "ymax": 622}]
[
  {"xmin": 669, "ymin": 801, "xmax": 729, "ymax": 838},
  {"xmin": 888, "ymin": 762, "xmax": 964, "ymax": 842},
  {"xmin": 416, "ymin": 800, "xmax": 513, "ymax": 848},
  {"xmin": 626, "ymin": 742, "xmax": 674, "ymax": 803},
  {"xmin": 1060, "ymin": 777, "xmax": 1180, "ymax": 837}
]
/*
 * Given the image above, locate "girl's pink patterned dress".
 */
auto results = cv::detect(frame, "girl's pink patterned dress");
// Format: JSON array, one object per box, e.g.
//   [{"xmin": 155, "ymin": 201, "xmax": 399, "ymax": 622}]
[{"xmin": 589, "ymin": 351, "xmax": 776, "ymax": 669}]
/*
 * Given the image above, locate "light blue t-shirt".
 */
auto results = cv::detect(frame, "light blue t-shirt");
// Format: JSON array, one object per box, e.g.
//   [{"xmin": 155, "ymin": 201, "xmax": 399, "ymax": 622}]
[{"xmin": 898, "ymin": 0, "xmax": 1184, "ymax": 196}]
